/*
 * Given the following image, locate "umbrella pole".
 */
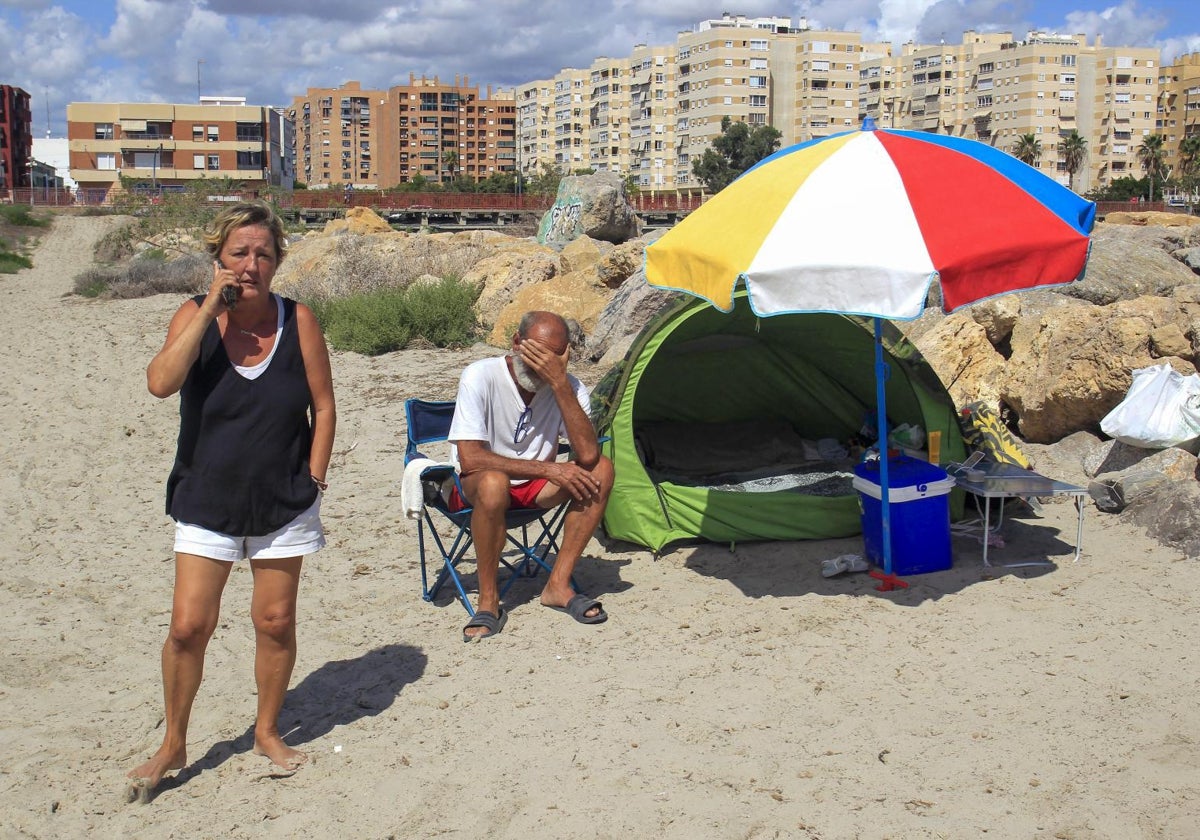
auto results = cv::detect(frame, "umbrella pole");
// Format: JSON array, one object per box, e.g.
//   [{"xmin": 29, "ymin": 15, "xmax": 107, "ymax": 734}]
[
  {"xmin": 874, "ymin": 318, "xmax": 893, "ymax": 575},
  {"xmin": 870, "ymin": 318, "xmax": 908, "ymax": 592}
]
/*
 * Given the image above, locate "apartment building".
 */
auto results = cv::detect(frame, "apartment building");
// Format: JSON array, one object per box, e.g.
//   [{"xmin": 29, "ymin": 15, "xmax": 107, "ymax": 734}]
[
  {"xmin": 674, "ymin": 15, "xmax": 795, "ymax": 190},
  {"xmin": 626, "ymin": 45, "xmax": 674, "ymax": 188},
  {"xmin": 378, "ymin": 75, "xmax": 515, "ymax": 187},
  {"xmin": 858, "ymin": 31, "xmax": 1159, "ymax": 193},
  {"xmin": 66, "ymin": 100, "xmax": 283, "ymax": 200},
  {"xmin": 514, "ymin": 77, "xmax": 555, "ymax": 182},
  {"xmin": 290, "ymin": 77, "xmax": 515, "ymax": 189},
  {"xmin": 790, "ymin": 29, "xmax": 891, "ymax": 144},
  {"xmin": 1, "ymin": 84, "xmax": 33, "ymax": 195},
  {"xmin": 588, "ymin": 54, "xmax": 633, "ymax": 179},
  {"xmin": 1159, "ymin": 52, "xmax": 1200, "ymax": 187},
  {"xmin": 290, "ymin": 81, "xmax": 384, "ymax": 188}
]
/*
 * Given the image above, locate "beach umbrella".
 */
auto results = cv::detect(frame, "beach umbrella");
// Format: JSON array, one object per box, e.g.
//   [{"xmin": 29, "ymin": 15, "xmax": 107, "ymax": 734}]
[{"xmin": 645, "ymin": 119, "xmax": 1096, "ymax": 583}]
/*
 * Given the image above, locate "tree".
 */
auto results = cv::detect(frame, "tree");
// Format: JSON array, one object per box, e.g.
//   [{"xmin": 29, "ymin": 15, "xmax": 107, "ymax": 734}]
[
  {"xmin": 1084, "ymin": 175, "xmax": 1147, "ymax": 202},
  {"xmin": 441, "ymin": 149, "xmax": 459, "ymax": 184},
  {"xmin": 692, "ymin": 116, "xmax": 782, "ymax": 193},
  {"xmin": 1059, "ymin": 130, "xmax": 1087, "ymax": 191},
  {"xmin": 1013, "ymin": 133, "xmax": 1042, "ymax": 166},
  {"xmin": 1178, "ymin": 134, "xmax": 1200, "ymax": 198},
  {"xmin": 528, "ymin": 161, "xmax": 565, "ymax": 196},
  {"xmin": 1137, "ymin": 134, "xmax": 1166, "ymax": 202}
]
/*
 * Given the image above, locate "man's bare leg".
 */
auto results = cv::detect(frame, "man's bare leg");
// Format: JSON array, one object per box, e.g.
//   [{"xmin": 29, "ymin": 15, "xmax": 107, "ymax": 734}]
[
  {"xmin": 538, "ymin": 455, "xmax": 614, "ymax": 616},
  {"xmin": 461, "ymin": 470, "xmax": 511, "ymax": 639}
]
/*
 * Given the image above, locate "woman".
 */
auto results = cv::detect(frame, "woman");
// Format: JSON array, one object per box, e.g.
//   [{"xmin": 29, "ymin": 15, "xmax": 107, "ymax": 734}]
[{"xmin": 127, "ymin": 202, "xmax": 336, "ymax": 802}]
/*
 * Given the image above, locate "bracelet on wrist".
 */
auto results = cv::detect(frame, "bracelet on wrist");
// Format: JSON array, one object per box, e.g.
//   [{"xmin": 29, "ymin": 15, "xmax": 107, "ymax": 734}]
[{"xmin": 311, "ymin": 475, "xmax": 328, "ymax": 492}]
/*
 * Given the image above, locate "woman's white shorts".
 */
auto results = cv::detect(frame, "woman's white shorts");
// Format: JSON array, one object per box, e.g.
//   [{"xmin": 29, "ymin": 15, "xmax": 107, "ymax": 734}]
[{"xmin": 173, "ymin": 494, "xmax": 325, "ymax": 562}]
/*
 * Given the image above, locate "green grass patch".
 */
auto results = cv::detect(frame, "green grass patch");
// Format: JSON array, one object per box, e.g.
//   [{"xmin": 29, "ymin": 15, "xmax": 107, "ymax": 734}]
[
  {"xmin": 0, "ymin": 204, "xmax": 49, "ymax": 227},
  {"xmin": 0, "ymin": 251, "xmax": 33, "ymax": 273},
  {"xmin": 308, "ymin": 277, "xmax": 478, "ymax": 356}
]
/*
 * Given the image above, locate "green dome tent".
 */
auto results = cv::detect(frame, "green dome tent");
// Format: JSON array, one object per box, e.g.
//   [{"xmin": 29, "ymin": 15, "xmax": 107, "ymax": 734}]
[{"xmin": 592, "ymin": 292, "xmax": 968, "ymax": 554}]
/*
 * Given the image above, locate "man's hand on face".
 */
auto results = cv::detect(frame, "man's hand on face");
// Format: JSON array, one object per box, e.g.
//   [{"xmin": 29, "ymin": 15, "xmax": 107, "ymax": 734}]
[{"xmin": 518, "ymin": 337, "xmax": 569, "ymax": 389}]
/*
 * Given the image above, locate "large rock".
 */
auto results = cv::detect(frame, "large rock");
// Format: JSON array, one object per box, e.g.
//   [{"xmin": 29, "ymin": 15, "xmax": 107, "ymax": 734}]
[
  {"xmin": 585, "ymin": 271, "xmax": 684, "ymax": 366},
  {"xmin": 910, "ymin": 313, "xmax": 1008, "ymax": 409},
  {"xmin": 460, "ymin": 243, "xmax": 559, "ymax": 330},
  {"xmin": 1124, "ymin": 480, "xmax": 1200, "ymax": 557},
  {"xmin": 966, "ymin": 295, "xmax": 1021, "ymax": 346},
  {"xmin": 596, "ymin": 240, "xmax": 646, "ymax": 288},
  {"xmin": 1088, "ymin": 447, "xmax": 1199, "ymax": 512},
  {"xmin": 537, "ymin": 172, "xmax": 641, "ymax": 245},
  {"xmin": 323, "ymin": 206, "xmax": 393, "ymax": 235},
  {"xmin": 558, "ymin": 236, "xmax": 612, "ymax": 274},
  {"xmin": 488, "ymin": 269, "xmax": 611, "ymax": 347},
  {"xmin": 1001, "ymin": 294, "xmax": 1199, "ymax": 443},
  {"xmin": 1104, "ymin": 210, "xmax": 1200, "ymax": 228},
  {"xmin": 1067, "ymin": 223, "xmax": 1200, "ymax": 305},
  {"xmin": 1022, "ymin": 430, "xmax": 1103, "ymax": 488}
]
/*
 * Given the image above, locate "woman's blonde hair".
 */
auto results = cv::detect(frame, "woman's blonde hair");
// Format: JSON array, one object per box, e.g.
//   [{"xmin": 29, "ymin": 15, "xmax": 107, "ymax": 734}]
[{"xmin": 203, "ymin": 201, "xmax": 288, "ymax": 264}]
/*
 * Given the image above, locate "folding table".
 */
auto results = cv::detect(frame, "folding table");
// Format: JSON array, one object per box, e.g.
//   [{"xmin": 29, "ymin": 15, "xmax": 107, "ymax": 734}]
[{"xmin": 951, "ymin": 461, "xmax": 1088, "ymax": 568}]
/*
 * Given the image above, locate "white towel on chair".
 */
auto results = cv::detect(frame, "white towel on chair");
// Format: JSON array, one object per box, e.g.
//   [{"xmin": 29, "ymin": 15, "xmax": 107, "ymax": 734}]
[{"xmin": 402, "ymin": 458, "xmax": 456, "ymax": 519}]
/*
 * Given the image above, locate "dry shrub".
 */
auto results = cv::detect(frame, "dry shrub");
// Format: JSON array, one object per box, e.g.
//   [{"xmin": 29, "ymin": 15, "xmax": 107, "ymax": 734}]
[
  {"xmin": 283, "ymin": 234, "xmax": 495, "ymax": 301},
  {"xmin": 73, "ymin": 253, "xmax": 209, "ymax": 299}
]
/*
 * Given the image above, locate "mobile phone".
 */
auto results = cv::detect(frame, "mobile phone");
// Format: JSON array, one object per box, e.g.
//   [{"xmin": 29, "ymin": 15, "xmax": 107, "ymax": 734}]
[{"xmin": 216, "ymin": 260, "xmax": 239, "ymax": 310}]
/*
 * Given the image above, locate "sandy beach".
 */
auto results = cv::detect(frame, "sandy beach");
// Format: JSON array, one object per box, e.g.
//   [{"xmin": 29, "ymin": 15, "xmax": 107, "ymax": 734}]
[{"xmin": 1, "ymin": 215, "xmax": 1198, "ymax": 839}]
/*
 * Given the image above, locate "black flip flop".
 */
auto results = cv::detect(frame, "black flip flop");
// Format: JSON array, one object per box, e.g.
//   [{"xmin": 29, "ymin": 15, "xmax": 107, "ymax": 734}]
[
  {"xmin": 462, "ymin": 608, "xmax": 508, "ymax": 642},
  {"xmin": 545, "ymin": 594, "xmax": 607, "ymax": 625}
]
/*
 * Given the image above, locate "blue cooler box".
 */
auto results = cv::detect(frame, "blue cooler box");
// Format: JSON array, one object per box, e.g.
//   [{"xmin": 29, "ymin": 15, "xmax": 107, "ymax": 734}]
[{"xmin": 852, "ymin": 455, "xmax": 955, "ymax": 575}]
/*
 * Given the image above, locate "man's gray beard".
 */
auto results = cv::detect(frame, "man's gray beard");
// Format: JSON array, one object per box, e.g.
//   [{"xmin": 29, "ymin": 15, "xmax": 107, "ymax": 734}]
[{"xmin": 510, "ymin": 353, "xmax": 545, "ymax": 393}]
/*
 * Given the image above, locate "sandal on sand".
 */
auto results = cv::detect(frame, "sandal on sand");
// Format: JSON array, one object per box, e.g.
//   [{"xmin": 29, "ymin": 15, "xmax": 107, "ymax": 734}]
[
  {"xmin": 544, "ymin": 594, "xmax": 607, "ymax": 625},
  {"xmin": 462, "ymin": 608, "xmax": 507, "ymax": 642}
]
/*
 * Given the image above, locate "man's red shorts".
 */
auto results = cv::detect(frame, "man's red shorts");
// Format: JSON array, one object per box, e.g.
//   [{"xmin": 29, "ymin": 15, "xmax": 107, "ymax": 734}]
[{"xmin": 447, "ymin": 478, "xmax": 549, "ymax": 513}]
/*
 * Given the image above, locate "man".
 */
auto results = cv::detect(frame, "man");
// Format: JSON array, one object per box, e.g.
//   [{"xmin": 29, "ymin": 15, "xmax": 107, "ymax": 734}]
[{"xmin": 448, "ymin": 311, "xmax": 614, "ymax": 641}]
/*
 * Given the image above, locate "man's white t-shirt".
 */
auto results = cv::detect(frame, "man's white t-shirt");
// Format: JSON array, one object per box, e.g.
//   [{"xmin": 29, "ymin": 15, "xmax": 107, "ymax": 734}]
[{"xmin": 448, "ymin": 356, "xmax": 591, "ymax": 483}]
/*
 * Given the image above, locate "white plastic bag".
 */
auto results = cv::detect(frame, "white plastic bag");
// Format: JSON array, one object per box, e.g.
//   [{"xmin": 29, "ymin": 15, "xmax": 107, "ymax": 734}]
[{"xmin": 1100, "ymin": 363, "xmax": 1200, "ymax": 449}]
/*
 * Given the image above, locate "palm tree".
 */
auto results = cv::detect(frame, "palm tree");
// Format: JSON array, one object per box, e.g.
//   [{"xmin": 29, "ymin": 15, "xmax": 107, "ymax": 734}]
[
  {"xmin": 1137, "ymin": 134, "xmax": 1166, "ymax": 202},
  {"xmin": 441, "ymin": 149, "xmax": 459, "ymax": 186},
  {"xmin": 1060, "ymin": 130, "xmax": 1087, "ymax": 191},
  {"xmin": 1179, "ymin": 134, "xmax": 1200, "ymax": 199},
  {"xmin": 1014, "ymin": 133, "xmax": 1042, "ymax": 166}
]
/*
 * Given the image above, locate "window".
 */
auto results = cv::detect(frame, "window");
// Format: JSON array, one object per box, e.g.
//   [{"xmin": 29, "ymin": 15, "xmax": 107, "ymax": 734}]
[
  {"xmin": 750, "ymin": 75, "xmax": 767, "ymax": 88},
  {"xmin": 97, "ymin": 152, "xmax": 116, "ymax": 170},
  {"xmin": 750, "ymin": 57, "xmax": 767, "ymax": 70},
  {"xmin": 193, "ymin": 154, "xmax": 205, "ymax": 169},
  {"xmin": 207, "ymin": 154, "xmax": 220, "ymax": 170},
  {"xmin": 94, "ymin": 123, "xmax": 113, "ymax": 140},
  {"xmin": 750, "ymin": 39, "xmax": 768, "ymax": 50},
  {"xmin": 236, "ymin": 122, "xmax": 264, "ymax": 141},
  {"xmin": 207, "ymin": 125, "xmax": 219, "ymax": 142},
  {"xmin": 192, "ymin": 125, "xmax": 204, "ymax": 141}
]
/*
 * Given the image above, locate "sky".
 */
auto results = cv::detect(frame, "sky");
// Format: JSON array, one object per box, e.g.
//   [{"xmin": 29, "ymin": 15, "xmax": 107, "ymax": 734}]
[{"xmin": 1, "ymin": 0, "xmax": 1198, "ymax": 137}]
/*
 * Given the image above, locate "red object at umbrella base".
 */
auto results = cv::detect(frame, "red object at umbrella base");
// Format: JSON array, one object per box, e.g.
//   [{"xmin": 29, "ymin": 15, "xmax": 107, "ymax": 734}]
[{"xmin": 870, "ymin": 570, "xmax": 909, "ymax": 591}]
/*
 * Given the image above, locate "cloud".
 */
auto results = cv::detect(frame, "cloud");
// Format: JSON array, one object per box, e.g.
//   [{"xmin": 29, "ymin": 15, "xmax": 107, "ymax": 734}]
[
  {"xmin": 1061, "ymin": 0, "xmax": 1167, "ymax": 45},
  {"xmin": 202, "ymin": 0, "xmax": 384, "ymax": 23}
]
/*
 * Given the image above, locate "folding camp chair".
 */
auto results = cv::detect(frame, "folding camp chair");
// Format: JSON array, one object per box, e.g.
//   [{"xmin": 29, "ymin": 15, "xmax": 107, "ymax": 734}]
[{"xmin": 404, "ymin": 398, "xmax": 571, "ymax": 615}]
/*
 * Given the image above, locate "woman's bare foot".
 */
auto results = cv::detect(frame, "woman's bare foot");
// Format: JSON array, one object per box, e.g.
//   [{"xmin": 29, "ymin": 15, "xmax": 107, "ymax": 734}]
[
  {"xmin": 252, "ymin": 734, "xmax": 308, "ymax": 773},
  {"xmin": 126, "ymin": 746, "xmax": 186, "ymax": 803}
]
